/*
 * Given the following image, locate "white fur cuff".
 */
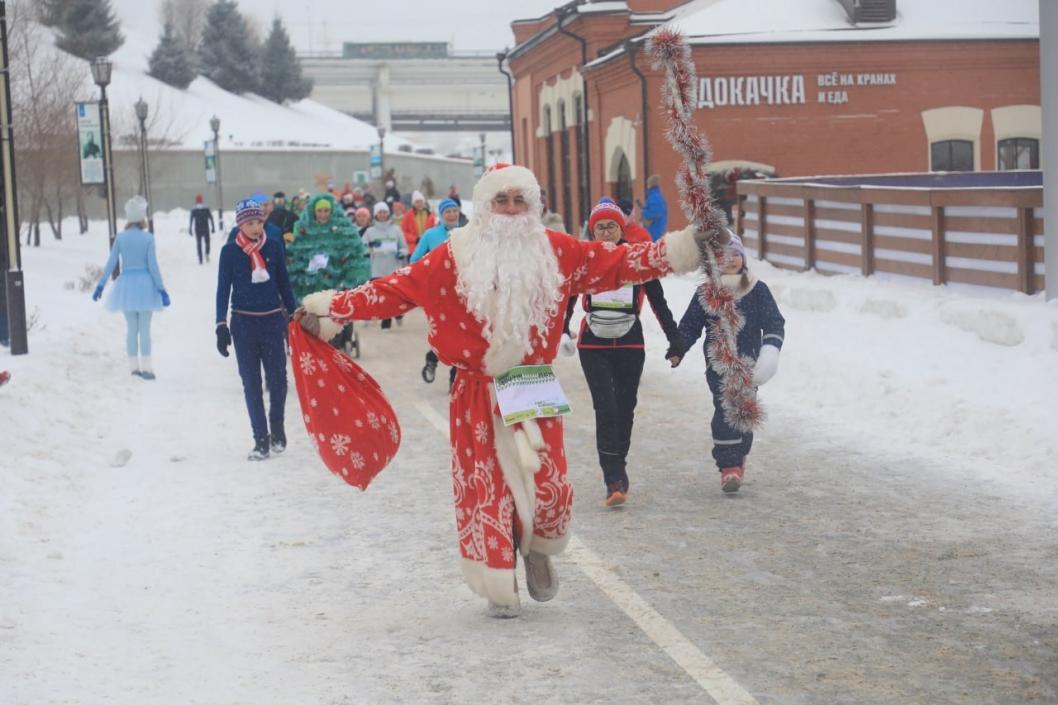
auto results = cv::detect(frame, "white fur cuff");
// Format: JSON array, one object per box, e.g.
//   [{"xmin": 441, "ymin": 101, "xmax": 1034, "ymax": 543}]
[
  {"xmin": 528, "ymin": 533, "xmax": 570, "ymax": 556},
  {"xmin": 460, "ymin": 559, "xmax": 519, "ymax": 607},
  {"xmin": 663, "ymin": 225, "xmax": 702, "ymax": 275},
  {"xmin": 302, "ymin": 289, "xmax": 336, "ymax": 316}
]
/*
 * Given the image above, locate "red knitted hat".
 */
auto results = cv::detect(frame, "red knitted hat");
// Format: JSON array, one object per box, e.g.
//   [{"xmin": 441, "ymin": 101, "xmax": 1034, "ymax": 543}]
[{"xmin": 588, "ymin": 200, "xmax": 625, "ymax": 236}]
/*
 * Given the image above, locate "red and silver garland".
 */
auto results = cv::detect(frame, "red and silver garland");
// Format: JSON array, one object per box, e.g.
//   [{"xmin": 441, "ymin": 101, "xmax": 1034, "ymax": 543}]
[{"xmin": 648, "ymin": 29, "xmax": 762, "ymax": 432}]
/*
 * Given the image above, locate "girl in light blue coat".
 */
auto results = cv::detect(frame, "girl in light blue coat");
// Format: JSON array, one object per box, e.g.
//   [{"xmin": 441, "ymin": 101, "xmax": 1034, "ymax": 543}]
[{"xmin": 93, "ymin": 196, "xmax": 171, "ymax": 379}]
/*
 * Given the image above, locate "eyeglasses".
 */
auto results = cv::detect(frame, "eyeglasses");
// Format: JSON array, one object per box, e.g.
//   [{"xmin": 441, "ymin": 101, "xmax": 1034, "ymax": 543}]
[{"xmin": 594, "ymin": 222, "xmax": 621, "ymax": 233}]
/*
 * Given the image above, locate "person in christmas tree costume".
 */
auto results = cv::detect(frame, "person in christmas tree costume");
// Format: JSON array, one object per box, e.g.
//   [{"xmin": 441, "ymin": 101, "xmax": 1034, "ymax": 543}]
[
  {"xmin": 285, "ymin": 193, "xmax": 370, "ymax": 303},
  {"xmin": 296, "ymin": 164, "xmax": 712, "ymax": 618}
]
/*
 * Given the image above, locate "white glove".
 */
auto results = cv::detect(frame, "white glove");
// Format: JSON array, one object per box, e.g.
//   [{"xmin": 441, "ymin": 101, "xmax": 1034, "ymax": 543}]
[
  {"xmin": 752, "ymin": 345, "xmax": 780, "ymax": 386},
  {"xmin": 558, "ymin": 333, "xmax": 577, "ymax": 357}
]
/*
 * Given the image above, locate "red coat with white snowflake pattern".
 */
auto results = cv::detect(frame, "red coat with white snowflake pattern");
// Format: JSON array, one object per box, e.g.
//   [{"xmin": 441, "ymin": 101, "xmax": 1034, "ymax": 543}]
[{"xmin": 326, "ymin": 229, "xmax": 681, "ymax": 605}]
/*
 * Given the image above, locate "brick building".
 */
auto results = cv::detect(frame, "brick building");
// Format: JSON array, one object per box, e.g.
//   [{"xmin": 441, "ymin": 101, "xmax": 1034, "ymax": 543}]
[{"xmin": 504, "ymin": 0, "xmax": 1040, "ymax": 235}]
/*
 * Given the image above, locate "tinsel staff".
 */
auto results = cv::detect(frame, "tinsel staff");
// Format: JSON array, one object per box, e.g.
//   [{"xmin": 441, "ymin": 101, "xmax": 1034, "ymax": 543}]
[{"xmin": 647, "ymin": 29, "xmax": 762, "ymax": 432}]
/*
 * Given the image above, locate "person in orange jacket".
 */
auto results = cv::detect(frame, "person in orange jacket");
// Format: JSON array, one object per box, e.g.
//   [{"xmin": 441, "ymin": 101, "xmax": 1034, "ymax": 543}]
[{"xmin": 400, "ymin": 190, "xmax": 436, "ymax": 252}]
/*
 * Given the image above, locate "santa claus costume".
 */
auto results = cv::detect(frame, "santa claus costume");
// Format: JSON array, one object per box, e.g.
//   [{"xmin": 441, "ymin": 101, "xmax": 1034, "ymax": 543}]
[{"xmin": 300, "ymin": 164, "xmax": 704, "ymax": 616}]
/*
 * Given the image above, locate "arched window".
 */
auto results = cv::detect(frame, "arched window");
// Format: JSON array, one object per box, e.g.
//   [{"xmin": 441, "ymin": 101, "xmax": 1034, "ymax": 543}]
[
  {"xmin": 930, "ymin": 140, "xmax": 973, "ymax": 171},
  {"xmin": 574, "ymin": 97, "xmax": 588, "ymax": 228},
  {"xmin": 558, "ymin": 99, "xmax": 572, "ymax": 233},
  {"xmin": 615, "ymin": 153, "xmax": 633, "ymax": 204},
  {"xmin": 997, "ymin": 138, "xmax": 1039, "ymax": 170},
  {"xmin": 544, "ymin": 106, "xmax": 556, "ymax": 217}
]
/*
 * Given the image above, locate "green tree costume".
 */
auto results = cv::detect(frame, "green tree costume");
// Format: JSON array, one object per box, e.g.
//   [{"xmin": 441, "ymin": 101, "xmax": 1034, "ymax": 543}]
[{"xmin": 286, "ymin": 193, "xmax": 370, "ymax": 302}]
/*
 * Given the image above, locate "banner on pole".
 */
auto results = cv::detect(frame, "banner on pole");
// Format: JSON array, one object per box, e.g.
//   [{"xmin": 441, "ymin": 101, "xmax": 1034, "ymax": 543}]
[
  {"xmin": 203, "ymin": 140, "xmax": 217, "ymax": 184},
  {"xmin": 75, "ymin": 102, "xmax": 103, "ymax": 185},
  {"xmin": 369, "ymin": 144, "xmax": 381, "ymax": 179}
]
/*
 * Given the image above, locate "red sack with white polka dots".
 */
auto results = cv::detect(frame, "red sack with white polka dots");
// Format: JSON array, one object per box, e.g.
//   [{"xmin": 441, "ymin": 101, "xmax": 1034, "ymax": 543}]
[{"xmin": 288, "ymin": 322, "xmax": 402, "ymax": 490}]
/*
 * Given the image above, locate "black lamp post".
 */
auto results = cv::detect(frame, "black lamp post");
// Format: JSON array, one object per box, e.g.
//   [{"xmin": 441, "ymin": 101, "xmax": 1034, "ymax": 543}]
[
  {"xmin": 479, "ymin": 132, "xmax": 487, "ymax": 175},
  {"xmin": 91, "ymin": 57, "xmax": 118, "ymax": 278},
  {"xmin": 0, "ymin": 0, "xmax": 27, "ymax": 354},
  {"xmin": 377, "ymin": 125, "xmax": 386, "ymax": 185},
  {"xmin": 209, "ymin": 115, "xmax": 224, "ymax": 231},
  {"xmin": 134, "ymin": 96, "xmax": 153, "ymax": 232}
]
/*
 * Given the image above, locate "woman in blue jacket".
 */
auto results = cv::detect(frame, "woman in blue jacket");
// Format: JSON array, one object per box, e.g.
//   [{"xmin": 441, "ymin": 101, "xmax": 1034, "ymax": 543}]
[{"xmin": 93, "ymin": 196, "xmax": 170, "ymax": 380}]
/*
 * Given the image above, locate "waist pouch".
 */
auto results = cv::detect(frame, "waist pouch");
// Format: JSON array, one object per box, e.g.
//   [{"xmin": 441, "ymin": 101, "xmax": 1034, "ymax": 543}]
[{"xmin": 587, "ymin": 310, "xmax": 636, "ymax": 339}]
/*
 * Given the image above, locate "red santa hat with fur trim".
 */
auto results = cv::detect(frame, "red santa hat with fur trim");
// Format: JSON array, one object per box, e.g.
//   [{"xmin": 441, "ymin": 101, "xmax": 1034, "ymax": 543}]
[{"xmin": 471, "ymin": 163, "xmax": 542, "ymax": 217}]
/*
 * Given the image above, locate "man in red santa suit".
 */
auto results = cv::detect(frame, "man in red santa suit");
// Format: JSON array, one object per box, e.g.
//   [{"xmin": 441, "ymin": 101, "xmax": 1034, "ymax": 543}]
[{"xmin": 297, "ymin": 164, "xmax": 708, "ymax": 617}]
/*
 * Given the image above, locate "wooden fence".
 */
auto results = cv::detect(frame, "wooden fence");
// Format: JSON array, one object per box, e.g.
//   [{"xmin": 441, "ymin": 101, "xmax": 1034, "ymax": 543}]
[{"xmin": 736, "ymin": 175, "xmax": 1045, "ymax": 293}]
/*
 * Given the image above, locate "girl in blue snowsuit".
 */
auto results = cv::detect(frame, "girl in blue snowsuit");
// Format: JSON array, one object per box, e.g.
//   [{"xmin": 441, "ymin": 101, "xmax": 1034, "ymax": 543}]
[
  {"xmin": 215, "ymin": 198, "xmax": 297, "ymax": 461},
  {"xmin": 93, "ymin": 196, "xmax": 170, "ymax": 379},
  {"xmin": 669, "ymin": 235, "xmax": 785, "ymax": 493}
]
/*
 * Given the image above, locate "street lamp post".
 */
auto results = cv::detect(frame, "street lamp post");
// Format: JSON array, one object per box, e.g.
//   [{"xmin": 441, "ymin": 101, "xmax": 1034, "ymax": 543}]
[
  {"xmin": 210, "ymin": 115, "xmax": 224, "ymax": 232},
  {"xmin": 0, "ymin": 0, "xmax": 27, "ymax": 354},
  {"xmin": 91, "ymin": 57, "xmax": 118, "ymax": 279},
  {"xmin": 134, "ymin": 96, "xmax": 153, "ymax": 232},
  {"xmin": 478, "ymin": 132, "xmax": 487, "ymax": 175},
  {"xmin": 377, "ymin": 126, "xmax": 386, "ymax": 187}
]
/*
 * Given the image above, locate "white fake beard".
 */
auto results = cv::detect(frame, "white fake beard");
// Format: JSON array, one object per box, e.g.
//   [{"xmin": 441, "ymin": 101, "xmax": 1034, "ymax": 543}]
[{"xmin": 456, "ymin": 212, "xmax": 565, "ymax": 357}]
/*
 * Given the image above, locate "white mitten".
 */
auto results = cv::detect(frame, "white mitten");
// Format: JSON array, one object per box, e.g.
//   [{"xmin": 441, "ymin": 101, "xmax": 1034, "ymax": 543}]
[
  {"xmin": 752, "ymin": 345, "xmax": 780, "ymax": 386},
  {"xmin": 558, "ymin": 333, "xmax": 577, "ymax": 357}
]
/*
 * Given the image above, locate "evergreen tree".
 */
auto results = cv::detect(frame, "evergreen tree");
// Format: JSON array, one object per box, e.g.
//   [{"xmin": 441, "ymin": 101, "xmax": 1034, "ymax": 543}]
[
  {"xmin": 198, "ymin": 0, "xmax": 260, "ymax": 95},
  {"xmin": 259, "ymin": 17, "xmax": 313, "ymax": 104},
  {"xmin": 36, "ymin": 0, "xmax": 66, "ymax": 26},
  {"xmin": 148, "ymin": 22, "xmax": 197, "ymax": 90},
  {"xmin": 54, "ymin": 0, "xmax": 125, "ymax": 59}
]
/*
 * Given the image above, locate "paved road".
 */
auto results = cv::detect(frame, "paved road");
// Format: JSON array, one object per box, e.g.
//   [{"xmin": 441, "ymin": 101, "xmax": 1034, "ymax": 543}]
[{"xmin": 4, "ymin": 289, "xmax": 1056, "ymax": 704}]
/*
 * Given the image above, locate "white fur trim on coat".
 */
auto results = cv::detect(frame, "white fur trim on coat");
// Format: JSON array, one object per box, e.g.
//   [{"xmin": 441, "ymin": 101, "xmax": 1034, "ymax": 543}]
[
  {"xmin": 492, "ymin": 408, "xmax": 538, "ymax": 554},
  {"xmin": 662, "ymin": 225, "xmax": 702, "ymax": 275},
  {"xmin": 460, "ymin": 560, "xmax": 519, "ymax": 607},
  {"xmin": 471, "ymin": 165, "xmax": 542, "ymax": 215},
  {"xmin": 301, "ymin": 289, "xmax": 343, "ymax": 340},
  {"xmin": 302, "ymin": 289, "xmax": 335, "ymax": 315},
  {"xmin": 527, "ymin": 533, "xmax": 570, "ymax": 556},
  {"xmin": 521, "ymin": 418, "xmax": 545, "ymax": 451}
]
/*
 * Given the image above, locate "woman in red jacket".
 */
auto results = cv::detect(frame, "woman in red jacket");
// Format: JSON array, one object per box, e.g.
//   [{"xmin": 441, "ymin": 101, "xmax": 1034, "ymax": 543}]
[{"xmin": 561, "ymin": 199, "xmax": 682, "ymax": 507}]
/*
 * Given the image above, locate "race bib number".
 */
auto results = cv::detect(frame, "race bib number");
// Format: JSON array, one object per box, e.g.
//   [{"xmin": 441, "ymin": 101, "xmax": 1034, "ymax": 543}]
[
  {"xmin": 307, "ymin": 253, "xmax": 329, "ymax": 273},
  {"xmin": 493, "ymin": 365, "xmax": 572, "ymax": 426},
  {"xmin": 591, "ymin": 285, "xmax": 634, "ymax": 310}
]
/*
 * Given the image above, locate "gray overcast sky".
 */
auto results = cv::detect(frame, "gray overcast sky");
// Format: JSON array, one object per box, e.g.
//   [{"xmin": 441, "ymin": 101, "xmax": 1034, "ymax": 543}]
[{"xmin": 115, "ymin": 0, "xmax": 565, "ymax": 53}]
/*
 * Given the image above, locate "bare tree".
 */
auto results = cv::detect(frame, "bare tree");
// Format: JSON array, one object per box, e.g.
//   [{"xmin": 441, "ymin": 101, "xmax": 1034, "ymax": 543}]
[
  {"xmin": 7, "ymin": 1, "xmax": 89, "ymax": 245},
  {"xmin": 158, "ymin": 0, "xmax": 209, "ymax": 54}
]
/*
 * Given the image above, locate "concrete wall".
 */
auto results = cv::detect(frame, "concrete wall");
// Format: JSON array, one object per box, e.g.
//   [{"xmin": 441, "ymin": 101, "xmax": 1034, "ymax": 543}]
[{"xmin": 88, "ymin": 149, "xmax": 476, "ymax": 222}]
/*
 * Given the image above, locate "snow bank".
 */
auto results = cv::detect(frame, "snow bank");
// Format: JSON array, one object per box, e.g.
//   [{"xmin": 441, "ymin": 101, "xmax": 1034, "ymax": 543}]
[
  {"xmin": 630, "ymin": 258, "xmax": 1058, "ymax": 508},
  {"xmin": 665, "ymin": 0, "xmax": 1038, "ymax": 44}
]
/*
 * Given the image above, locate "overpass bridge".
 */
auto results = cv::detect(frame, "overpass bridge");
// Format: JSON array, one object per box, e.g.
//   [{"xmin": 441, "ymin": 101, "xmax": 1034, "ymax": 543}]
[{"xmin": 301, "ymin": 43, "xmax": 512, "ymax": 134}]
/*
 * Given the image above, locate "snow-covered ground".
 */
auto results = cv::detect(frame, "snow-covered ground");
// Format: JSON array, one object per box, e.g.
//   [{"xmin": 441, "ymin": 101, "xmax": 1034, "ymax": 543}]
[
  {"xmin": 7, "ymin": 212, "xmax": 1055, "ymax": 500},
  {"xmin": 2, "ymin": 213, "xmax": 1057, "ymax": 703}
]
